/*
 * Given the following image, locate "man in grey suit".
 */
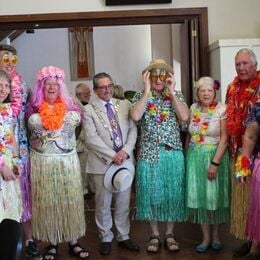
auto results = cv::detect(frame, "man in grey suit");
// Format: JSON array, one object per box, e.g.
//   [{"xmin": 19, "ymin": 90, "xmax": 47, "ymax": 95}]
[{"xmin": 83, "ymin": 72, "xmax": 139, "ymax": 255}]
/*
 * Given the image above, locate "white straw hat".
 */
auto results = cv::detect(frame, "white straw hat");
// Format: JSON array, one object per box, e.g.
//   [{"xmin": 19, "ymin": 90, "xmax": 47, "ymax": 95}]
[{"xmin": 104, "ymin": 160, "xmax": 135, "ymax": 193}]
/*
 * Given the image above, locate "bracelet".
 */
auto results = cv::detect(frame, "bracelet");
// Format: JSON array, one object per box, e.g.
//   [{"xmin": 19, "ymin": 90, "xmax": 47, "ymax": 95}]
[{"xmin": 211, "ymin": 161, "xmax": 220, "ymax": 166}]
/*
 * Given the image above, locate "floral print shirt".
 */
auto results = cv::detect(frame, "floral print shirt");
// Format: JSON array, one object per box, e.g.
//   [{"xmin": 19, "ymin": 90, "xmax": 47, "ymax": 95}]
[{"xmin": 132, "ymin": 90, "xmax": 185, "ymax": 163}]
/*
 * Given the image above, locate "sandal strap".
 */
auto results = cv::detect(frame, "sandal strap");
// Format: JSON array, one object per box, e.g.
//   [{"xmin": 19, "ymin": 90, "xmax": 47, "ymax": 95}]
[
  {"xmin": 45, "ymin": 244, "xmax": 58, "ymax": 250},
  {"xmin": 69, "ymin": 242, "xmax": 89, "ymax": 258},
  {"xmin": 43, "ymin": 244, "xmax": 58, "ymax": 260},
  {"xmin": 69, "ymin": 242, "xmax": 81, "ymax": 249}
]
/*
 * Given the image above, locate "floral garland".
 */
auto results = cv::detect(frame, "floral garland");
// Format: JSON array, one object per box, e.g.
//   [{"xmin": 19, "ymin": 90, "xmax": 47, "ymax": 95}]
[
  {"xmin": 147, "ymin": 89, "xmax": 171, "ymax": 124},
  {"xmin": 39, "ymin": 97, "xmax": 67, "ymax": 130},
  {"xmin": 191, "ymin": 100, "xmax": 218, "ymax": 143},
  {"xmin": 235, "ymin": 154, "xmax": 252, "ymax": 179},
  {"xmin": 10, "ymin": 70, "xmax": 22, "ymax": 117},
  {"xmin": 226, "ymin": 71, "xmax": 260, "ymax": 157}
]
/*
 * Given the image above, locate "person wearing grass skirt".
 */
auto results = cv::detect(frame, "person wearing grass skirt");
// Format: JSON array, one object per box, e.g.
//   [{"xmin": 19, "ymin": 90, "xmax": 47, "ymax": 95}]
[
  {"xmin": 26, "ymin": 66, "xmax": 89, "ymax": 259},
  {"xmin": 185, "ymin": 77, "xmax": 230, "ymax": 253},
  {"xmin": 235, "ymin": 99, "xmax": 260, "ymax": 260},
  {"xmin": 131, "ymin": 59, "xmax": 189, "ymax": 253}
]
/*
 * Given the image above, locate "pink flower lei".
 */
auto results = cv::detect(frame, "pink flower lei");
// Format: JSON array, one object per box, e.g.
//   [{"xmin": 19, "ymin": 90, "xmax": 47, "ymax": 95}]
[
  {"xmin": 10, "ymin": 70, "xmax": 22, "ymax": 117},
  {"xmin": 147, "ymin": 88, "xmax": 171, "ymax": 124}
]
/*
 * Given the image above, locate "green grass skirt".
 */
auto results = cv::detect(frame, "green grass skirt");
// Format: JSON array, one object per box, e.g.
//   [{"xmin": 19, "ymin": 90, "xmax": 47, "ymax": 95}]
[
  {"xmin": 135, "ymin": 147, "xmax": 186, "ymax": 222},
  {"xmin": 186, "ymin": 144, "xmax": 230, "ymax": 224}
]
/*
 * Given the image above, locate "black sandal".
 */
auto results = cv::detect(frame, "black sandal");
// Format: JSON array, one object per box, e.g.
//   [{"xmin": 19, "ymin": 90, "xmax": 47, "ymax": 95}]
[
  {"xmin": 43, "ymin": 244, "xmax": 58, "ymax": 260},
  {"xmin": 68, "ymin": 242, "xmax": 90, "ymax": 259}
]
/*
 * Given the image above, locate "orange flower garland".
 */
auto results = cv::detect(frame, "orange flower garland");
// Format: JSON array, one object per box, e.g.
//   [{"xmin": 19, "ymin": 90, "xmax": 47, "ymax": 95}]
[{"xmin": 39, "ymin": 98, "xmax": 67, "ymax": 130}]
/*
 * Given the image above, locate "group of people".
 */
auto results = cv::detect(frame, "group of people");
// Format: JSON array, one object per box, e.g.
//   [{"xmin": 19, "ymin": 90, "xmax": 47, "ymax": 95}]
[{"xmin": 0, "ymin": 42, "xmax": 259, "ymax": 260}]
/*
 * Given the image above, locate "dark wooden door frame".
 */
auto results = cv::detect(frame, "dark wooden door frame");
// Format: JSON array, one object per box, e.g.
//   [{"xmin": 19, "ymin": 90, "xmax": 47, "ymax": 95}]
[{"xmin": 0, "ymin": 8, "xmax": 208, "ymax": 75}]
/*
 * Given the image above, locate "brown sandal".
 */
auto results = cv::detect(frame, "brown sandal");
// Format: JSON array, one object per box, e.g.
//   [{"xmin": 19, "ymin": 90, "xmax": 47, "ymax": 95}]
[
  {"xmin": 43, "ymin": 244, "xmax": 58, "ymax": 260},
  {"xmin": 164, "ymin": 234, "xmax": 180, "ymax": 252},
  {"xmin": 146, "ymin": 235, "xmax": 161, "ymax": 253}
]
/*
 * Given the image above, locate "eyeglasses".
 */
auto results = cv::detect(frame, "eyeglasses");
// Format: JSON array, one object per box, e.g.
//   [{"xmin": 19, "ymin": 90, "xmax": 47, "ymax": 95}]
[
  {"xmin": 97, "ymin": 84, "xmax": 114, "ymax": 90},
  {"xmin": 150, "ymin": 69, "xmax": 168, "ymax": 83},
  {"xmin": 1, "ymin": 54, "xmax": 19, "ymax": 66}
]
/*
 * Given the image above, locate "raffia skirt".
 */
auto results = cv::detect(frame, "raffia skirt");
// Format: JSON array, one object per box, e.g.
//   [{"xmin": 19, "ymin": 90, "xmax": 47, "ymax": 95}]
[
  {"xmin": 135, "ymin": 147, "xmax": 186, "ymax": 222},
  {"xmin": 0, "ymin": 155, "xmax": 22, "ymax": 222},
  {"xmin": 245, "ymin": 156, "xmax": 260, "ymax": 243},
  {"xmin": 30, "ymin": 149, "xmax": 86, "ymax": 244},
  {"xmin": 186, "ymin": 144, "xmax": 230, "ymax": 224},
  {"xmin": 230, "ymin": 159, "xmax": 250, "ymax": 239}
]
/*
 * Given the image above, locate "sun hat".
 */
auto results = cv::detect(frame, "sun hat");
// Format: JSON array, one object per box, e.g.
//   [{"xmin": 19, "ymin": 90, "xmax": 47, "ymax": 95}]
[
  {"xmin": 142, "ymin": 59, "xmax": 174, "ymax": 74},
  {"xmin": 104, "ymin": 160, "xmax": 135, "ymax": 193}
]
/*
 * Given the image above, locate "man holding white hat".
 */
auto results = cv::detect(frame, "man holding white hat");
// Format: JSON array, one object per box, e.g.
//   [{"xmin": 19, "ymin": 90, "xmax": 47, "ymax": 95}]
[{"xmin": 83, "ymin": 72, "xmax": 138, "ymax": 255}]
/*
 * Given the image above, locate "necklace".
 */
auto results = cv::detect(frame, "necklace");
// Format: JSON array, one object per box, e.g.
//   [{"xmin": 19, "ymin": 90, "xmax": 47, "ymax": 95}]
[
  {"xmin": 92, "ymin": 100, "xmax": 120, "ymax": 139},
  {"xmin": 10, "ymin": 71, "xmax": 22, "ymax": 117},
  {"xmin": 191, "ymin": 100, "xmax": 218, "ymax": 143},
  {"xmin": 39, "ymin": 97, "xmax": 67, "ymax": 130},
  {"xmin": 147, "ymin": 89, "xmax": 171, "ymax": 124},
  {"xmin": 226, "ymin": 71, "xmax": 260, "ymax": 157}
]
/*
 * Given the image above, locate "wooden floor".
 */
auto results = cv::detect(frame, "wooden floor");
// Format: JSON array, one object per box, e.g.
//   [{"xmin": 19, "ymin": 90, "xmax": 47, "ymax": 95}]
[{"xmin": 21, "ymin": 193, "xmax": 243, "ymax": 260}]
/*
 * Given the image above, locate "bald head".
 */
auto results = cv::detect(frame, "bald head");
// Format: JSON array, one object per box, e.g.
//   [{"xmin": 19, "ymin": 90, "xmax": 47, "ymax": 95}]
[{"xmin": 75, "ymin": 83, "xmax": 91, "ymax": 105}]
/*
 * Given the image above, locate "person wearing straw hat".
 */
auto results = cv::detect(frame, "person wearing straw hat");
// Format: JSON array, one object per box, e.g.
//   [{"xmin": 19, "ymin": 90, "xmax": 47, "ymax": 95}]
[
  {"xmin": 131, "ymin": 59, "xmax": 189, "ymax": 253},
  {"xmin": 83, "ymin": 72, "xmax": 139, "ymax": 256}
]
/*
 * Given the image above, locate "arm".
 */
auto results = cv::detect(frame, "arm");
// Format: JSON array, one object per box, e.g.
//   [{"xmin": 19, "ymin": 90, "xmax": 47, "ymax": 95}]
[
  {"xmin": 166, "ymin": 72, "xmax": 189, "ymax": 123},
  {"xmin": 114, "ymin": 112, "xmax": 137, "ymax": 165},
  {"xmin": 208, "ymin": 118, "xmax": 228, "ymax": 181},
  {"xmin": 237, "ymin": 121, "xmax": 259, "ymax": 183},
  {"xmin": 130, "ymin": 70, "xmax": 151, "ymax": 122}
]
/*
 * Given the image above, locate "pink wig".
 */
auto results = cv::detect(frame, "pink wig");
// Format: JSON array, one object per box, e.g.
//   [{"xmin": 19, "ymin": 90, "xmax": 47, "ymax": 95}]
[{"xmin": 26, "ymin": 66, "xmax": 79, "ymax": 120}]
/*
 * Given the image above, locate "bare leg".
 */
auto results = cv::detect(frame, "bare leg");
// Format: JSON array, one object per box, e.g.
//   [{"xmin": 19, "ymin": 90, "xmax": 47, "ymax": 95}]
[
  {"xmin": 23, "ymin": 220, "xmax": 33, "ymax": 241},
  {"xmin": 200, "ymin": 224, "xmax": 211, "ymax": 247},
  {"xmin": 150, "ymin": 221, "xmax": 159, "ymax": 236},
  {"xmin": 249, "ymin": 242, "xmax": 260, "ymax": 255},
  {"xmin": 212, "ymin": 224, "xmax": 221, "ymax": 244},
  {"xmin": 165, "ymin": 222, "xmax": 174, "ymax": 235}
]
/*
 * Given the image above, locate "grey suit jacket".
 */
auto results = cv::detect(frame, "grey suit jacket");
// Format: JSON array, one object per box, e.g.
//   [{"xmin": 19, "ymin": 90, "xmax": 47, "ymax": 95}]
[{"xmin": 83, "ymin": 96, "xmax": 137, "ymax": 175}]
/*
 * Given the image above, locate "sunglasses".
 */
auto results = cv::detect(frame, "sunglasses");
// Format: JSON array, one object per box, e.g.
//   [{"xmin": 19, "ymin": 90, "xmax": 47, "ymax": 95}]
[
  {"xmin": 2, "ymin": 54, "xmax": 19, "ymax": 66},
  {"xmin": 150, "ymin": 69, "xmax": 168, "ymax": 83}
]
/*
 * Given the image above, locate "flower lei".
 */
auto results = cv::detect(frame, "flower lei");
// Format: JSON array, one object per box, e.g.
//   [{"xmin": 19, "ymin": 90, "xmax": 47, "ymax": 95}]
[
  {"xmin": 39, "ymin": 98, "xmax": 67, "ymax": 130},
  {"xmin": 226, "ymin": 71, "xmax": 260, "ymax": 157},
  {"xmin": 235, "ymin": 154, "xmax": 252, "ymax": 179},
  {"xmin": 147, "ymin": 89, "xmax": 171, "ymax": 124},
  {"xmin": 191, "ymin": 100, "xmax": 218, "ymax": 143},
  {"xmin": 36, "ymin": 66, "xmax": 65, "ymax": 81},
  {"xmin": 10, "ymin": 70, "xmax": 22, "ymax": 117}
]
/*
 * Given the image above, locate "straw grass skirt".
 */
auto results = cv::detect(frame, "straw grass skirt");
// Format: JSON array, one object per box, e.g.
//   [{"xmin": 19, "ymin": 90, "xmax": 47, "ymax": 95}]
[
  {"xmin": 0, "ymin": 155, "xmax": 22, "ymax": 222},
  {"xmin": 230, "ymin": 160, "xmax": 250, "ymax": 240},
  {"xmin": 30, "ymin": 149, "xmax": 86, "ymax": 244}
]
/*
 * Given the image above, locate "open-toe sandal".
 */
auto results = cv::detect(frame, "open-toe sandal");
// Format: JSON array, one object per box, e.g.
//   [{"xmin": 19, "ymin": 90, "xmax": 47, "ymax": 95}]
[
  {"xmin": 164, "ymin": 234, "xmax": 180, "ymax": 252},
  {"xmin": 146, "ymin": 235, "xmax": 161, "ymax": 253},
  {"xmin": 43, "ymin": 244, "xmax": 58, "ymax": 260},
  {"xmin": 68, "ymin": 242, "xmax": 90, "ymax": 259}
]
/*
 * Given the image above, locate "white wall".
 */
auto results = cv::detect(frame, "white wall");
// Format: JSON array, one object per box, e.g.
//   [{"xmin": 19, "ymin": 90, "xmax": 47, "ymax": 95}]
[
  {"xmin": 13, "ymin": 26, "xmax": 152, "ymax": 93},
  {"xmin": 0, "ymin": 0, "xmax": 260, "ymax": 44}
]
